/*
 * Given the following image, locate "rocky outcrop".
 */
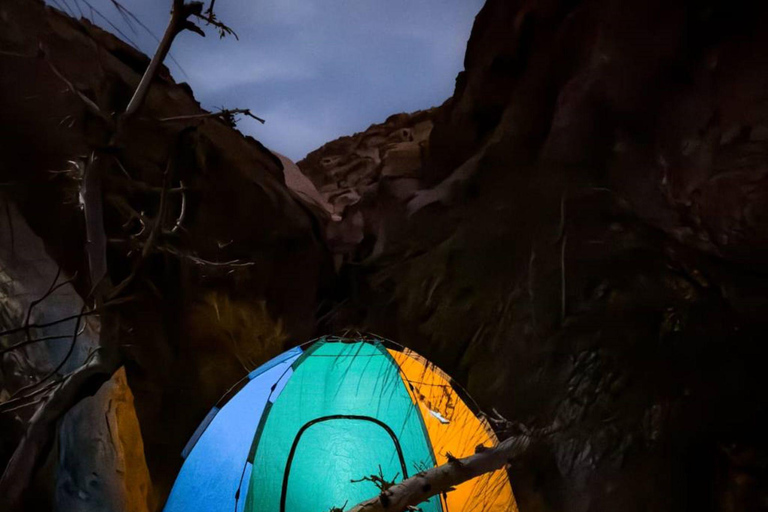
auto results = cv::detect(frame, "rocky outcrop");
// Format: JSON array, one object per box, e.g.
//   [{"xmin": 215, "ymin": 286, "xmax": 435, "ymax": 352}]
[
  {"xmin": 299, "ymin": 110, "xmax": 434, "ymax": 267},
  {"xmin": 57, "ymin": 368, "xmax": 154, "ymax": 512},
  {"xmin": 0, "ymin": 201, "xmax": 153, "ymax": 511},
  {"xmin": 302, "ymin": 1, "xmax": 768, "ymax": 511}
]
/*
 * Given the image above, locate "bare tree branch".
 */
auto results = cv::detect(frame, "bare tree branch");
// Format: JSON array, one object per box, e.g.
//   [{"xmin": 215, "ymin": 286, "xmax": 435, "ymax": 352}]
[
  {"xmin": 108, "ymin": 175, "xmax": 186, "ymax": 194},
  {"xmin": 23, "ymin": 266, "xmax": 62, "ymax": 330},
  {"xmin": 158, "ymin": 245, "xmax": 256, "ymax": 267},
  {"xmin": 194, "ymin": 10, "xmax": 238, "ymax": 39},
  {"xmin": 105, "ymin": 0, "xmax": 189, "ymax": 77},
  {"xmin": 0, "ymin": 49, "xmax": 37, "ymax": 58},
  {"xmin": 0, "ymin": 378, "xmax": 64, "ymax": 414},
  {"xmin": 108, "ymin": 148, "xmax": 175, "ymax": 299},
  {"xmin": 157, "ymin": 107, "xmax": 265, "ymax": 124},
  {"xmin": 171, "ymin": 180, "xmax": 187, "ymax": 233},
  {"xmin": 19, "ymin": 269, "xmax": 79, "ymax": 348},
  {"xmin": 123, "ymin": 0, "xmax": 205, "ymax": 118},
  {"xmin": 204, "ymin": 0, "xmax": 217, "ymax": 18},
  {"xmin": 0, "ymin": 328, "xmax": 85, "ymax": 358},
  {"xmin": 43, "ymin": 51, "xmax": 113, "ymax": 126},
  {"xmin": 81, "ymin": 152, "xmax": 109, "ymax": 293},
  {"xmin": 6, "ymin": 303, "xmax": 87, "ymax": 403},
  {"xmin": 344, "ymin": 434, "xmax": 534, "ymax": 512},
  {"xmin": 4, "ymin": 199, "xmax": 15, "ymax": 256},
  {"xmin": 0, "ymin": 310, "xmax": 99, "ymax": 338}
]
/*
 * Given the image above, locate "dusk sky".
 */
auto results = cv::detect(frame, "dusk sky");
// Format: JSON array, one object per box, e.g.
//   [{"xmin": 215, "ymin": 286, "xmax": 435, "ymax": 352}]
[{"xmin": 52, "ymin": 0, "xmax": 484, "ymax": 160}]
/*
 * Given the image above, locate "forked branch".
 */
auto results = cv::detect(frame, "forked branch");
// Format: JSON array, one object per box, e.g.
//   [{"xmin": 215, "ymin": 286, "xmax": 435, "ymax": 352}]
[{"xmin": 344, "ymin": 434, "xmax": 533, "ymax": 512}]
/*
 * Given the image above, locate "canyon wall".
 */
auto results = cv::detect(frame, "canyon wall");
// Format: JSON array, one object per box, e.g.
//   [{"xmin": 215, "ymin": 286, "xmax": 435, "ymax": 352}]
[
  {"xmin": 0, "ymin": 0, "xmax": 331, "ymax": 508},
  {"xmin": 301, "ymin": 0, "xmax": 768, "ymax": 510}
]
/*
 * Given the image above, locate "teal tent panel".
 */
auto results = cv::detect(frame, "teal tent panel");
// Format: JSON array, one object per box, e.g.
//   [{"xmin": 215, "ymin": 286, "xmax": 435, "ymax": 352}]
[
  {"xmin": 246, "ymin": 340, "xmax": 440, "ymax": 512},
  {"xmin": 285, "ymin": 419, "xmax": 407, "ymax": 511},
  {"xmin": 163, "ymin": 347, "xmax": 302, "ymax": 512}
]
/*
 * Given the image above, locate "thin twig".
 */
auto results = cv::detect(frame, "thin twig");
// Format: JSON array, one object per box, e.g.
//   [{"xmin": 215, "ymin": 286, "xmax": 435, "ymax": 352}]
[
  {"xmin": 560, "ymin": 234, "xmax": 567, "ymax": 322},
  {"xmin": 78, "ymin": 0, "xmax": 143, "ymax": 51},
  {"xmin": 555, "ymin": 191, "xmax": 567, "ymax": 323},
  {"xmin": 157, "ymin": 108, "xmax": 265, "ymax": 124},
  {"xmin": 4, "ymin": 200, "xmax": 14, "ymax": 257},
  {"xmin": 0, "ymin": 310, "xmax": 98, "ymax": 338},
  {"xmin": 42, "ymin": 49, "xmax": 113, "ymax": 126},
  {"xmin": 193, "ymin": 11, "xmax": 238, "ymax": 40},
  {"xmin": 70, "ymin": 0, "xmax": 85, "ymax": 19},
  {"xmin": 21, "ymin": 268, "xmax": 75, "ymax": 353},
  {"xmin": 159, "ymin": 245, "xmax": 255, "ymax": 267},
  {"xmin": 0, "ymin": 396, "xmax": 47, "ymax": 414},
  {"xmin": 0, "ymin": 49, "xmax": 37, "ymax": 59},
  {"xmin": 171, "ymin": 181, "xmax": 186, "ymax": 233},
  {"xmin": 6, "ymin": 303, "xmax": 88, "ymax": 401},
  {"xmin": 204, "ymin": 0, "xmax": 217, "ymax": 17},
  {"xmin": 23, "ymin": 267, "xmax": 68, "ymax": 328},
  {"xmin": 0, "ymin": 329, "xmax": 85, "ymax": 357},
  {"xmin": 0, "ymin": 378, "xmax": 64, "ymax": 414},
  {"xmin": 51, "ymin": 0, "xmax": 75, "ymax": 17},
  {"xmin": 82, "ymin": 152, "xmax": 109, "ymax": 291},
  {"xmin": 108, "ymin": 175, "xmax": 186, "ymax": 194},
  {"xmin": 106, "ymin": 0, "xmax": 189, "ymax": 78},
  {"xmin": 108, "ymin": 149, "xmax": 175, "ymax": 299}
]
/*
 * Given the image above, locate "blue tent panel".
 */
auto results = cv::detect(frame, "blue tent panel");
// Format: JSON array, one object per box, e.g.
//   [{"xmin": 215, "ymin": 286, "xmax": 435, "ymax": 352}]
[
  {"xmin": 163, "ymin": 347, "xmax": 302, "ymax": 512},
  {"xmin": 247, "ymin": 347, "xmax": 304, "ymax": 381}
]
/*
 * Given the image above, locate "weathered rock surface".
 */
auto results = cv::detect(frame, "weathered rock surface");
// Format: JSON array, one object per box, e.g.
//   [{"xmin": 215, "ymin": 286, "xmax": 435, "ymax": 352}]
[
  {"xmin": 299, "ymin": 110, "xmax": 435, "ymax": 267},
  {"xmin": 301, "ymin": 0, "xmax": 768, "ymax": 511},
  {"xmin": 0, "ymin": 201, "xmax": 153, "ymax": 512}
]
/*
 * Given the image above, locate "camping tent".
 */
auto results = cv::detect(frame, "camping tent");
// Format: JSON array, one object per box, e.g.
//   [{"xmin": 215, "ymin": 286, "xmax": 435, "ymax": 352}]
[{"xmin": 163, "ymin": 336, "xmax": 517, "ymax": 512}]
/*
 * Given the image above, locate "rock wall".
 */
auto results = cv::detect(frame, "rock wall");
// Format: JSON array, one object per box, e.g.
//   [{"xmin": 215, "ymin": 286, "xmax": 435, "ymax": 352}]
[
  {"xmin": 301, "ymin": 0, "xmax": 768, "ymax": 511},
  {"xmin": 299, "ymin": 110, "xmax": 435, "ymax": 268},
  {"xmin": 0, "ymin": 0, "xmax": 331, "ymax": 508}
]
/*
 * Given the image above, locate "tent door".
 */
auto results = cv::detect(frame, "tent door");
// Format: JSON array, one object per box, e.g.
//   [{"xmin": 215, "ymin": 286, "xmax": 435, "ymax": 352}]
[{"xmin": 280, "ymin": 415, "xmax": 409, "ymax": 512}]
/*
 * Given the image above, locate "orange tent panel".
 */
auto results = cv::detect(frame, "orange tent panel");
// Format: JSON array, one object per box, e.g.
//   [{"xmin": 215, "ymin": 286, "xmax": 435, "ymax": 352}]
[{"xmin": 388, "ymin": 348, "xmax": 519, "ymax": 512}]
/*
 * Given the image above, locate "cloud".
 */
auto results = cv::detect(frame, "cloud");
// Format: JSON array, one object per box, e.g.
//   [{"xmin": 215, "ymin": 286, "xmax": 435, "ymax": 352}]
[
  {"xmin": 181, "ymin": 47, "xmax": 317, "ymax": 95},
  {"xmin": 247, "ymin": 102, "xmax": 345, "ymax": 161},
  {"xmin": 59, "ymin": 0, "xmax": 485, "ymax": 160},
  {"xmin": 256, "ymin": 0, "xmax": 319, "ymax": 26}
]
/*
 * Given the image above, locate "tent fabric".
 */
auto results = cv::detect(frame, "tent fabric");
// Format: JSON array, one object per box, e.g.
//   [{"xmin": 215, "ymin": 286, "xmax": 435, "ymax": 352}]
[
  {"xmin": 245, "ymin": 339, "xmax": 441, "ymax": 512},
  {"xmin": 164, "ymin": 337, "xmax": 517, "ymax": 512},
  {"xmin": 388, "ymin": 348, "xmax": 518, "ymax": 512},
  {"xmin": 163, "ymin": 347, "xmax": 302, "ymax": 512}
]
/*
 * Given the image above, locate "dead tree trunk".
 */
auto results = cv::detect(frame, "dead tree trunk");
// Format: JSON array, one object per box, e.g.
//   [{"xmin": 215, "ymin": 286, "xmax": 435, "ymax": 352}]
[{"xmin": 345, "ymin": 434, "xmax": 533, "ymax": 512}]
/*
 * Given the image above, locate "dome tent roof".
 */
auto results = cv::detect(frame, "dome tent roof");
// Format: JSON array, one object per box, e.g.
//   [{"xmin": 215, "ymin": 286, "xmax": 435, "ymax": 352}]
[{"xmin": 163, "ymin": 335, "xmax": 517, "ymax": 512}]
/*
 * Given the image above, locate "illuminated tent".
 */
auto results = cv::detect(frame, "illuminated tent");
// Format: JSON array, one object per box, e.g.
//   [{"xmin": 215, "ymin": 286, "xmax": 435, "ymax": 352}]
[{"xmin": 163, "ymin": 336, "xmax": 517, "ymax": 512}]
